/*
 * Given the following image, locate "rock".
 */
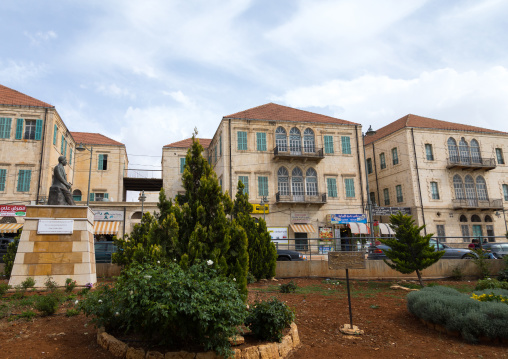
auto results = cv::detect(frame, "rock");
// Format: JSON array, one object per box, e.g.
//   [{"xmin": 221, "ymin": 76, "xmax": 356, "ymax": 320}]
[
  {"xmin": 229, "ymin": 335, "xmax": 245, "ymax": 346},
  {"xmin": 242, "ymin": 346, "xmax": 260, "ymax": 359},
  {"xmin": 165, "ymin": 351, "xmax": 196, "ymax": 359},
  {"xmin": 195, "ymin": 352, "xmax": 221, "ymax": 359},
  {"xmin": 97, "ymin": 332, "xmax": 112, "ymax": 350},
  {"xmin": 258, "ymin": 343, "xmax": 278, "ymax": 359},
  {"xmin": 271, "ymin": 278, "xmax": 278, "ymax": 282},
  {"xmin": 339, "ymin": 324, "xmax": 364, "ymax": 336},
  {"xmin": 108, "ymin": 336, "xmax": 128, "ymax": 358},
  {"xmin": 277, "ymin": 334, "xmax": 293, "ymax": 357},
  {"xmin": 290, "ymin": 322, "xmax": 300, "ymax": 347},
  {"xmin": 147, "ymin": 350, "xmax": 165, "ymax": 359},
  {"xmin": 127, "ymin": 347, "xmax": 146, "ymax": 359}
]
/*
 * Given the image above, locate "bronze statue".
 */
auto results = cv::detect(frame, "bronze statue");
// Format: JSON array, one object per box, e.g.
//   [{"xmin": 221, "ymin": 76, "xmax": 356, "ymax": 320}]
[{"xmin": 47, "ymin": 156, "xmax": 75, "ymax": 205}]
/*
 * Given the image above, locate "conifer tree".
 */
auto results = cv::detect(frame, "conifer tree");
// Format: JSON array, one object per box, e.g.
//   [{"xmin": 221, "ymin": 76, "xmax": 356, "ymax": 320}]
[{"xmin": 379, "ymin": 212, "xmax": 444, "ymax": 287}]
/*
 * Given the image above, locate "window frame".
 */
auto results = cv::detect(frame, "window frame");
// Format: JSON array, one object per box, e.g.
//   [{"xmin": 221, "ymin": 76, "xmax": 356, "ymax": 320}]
[
  {"xmin": 98, "ymin": 154, "xmax": 108, "ymax": 171},
  {"xmin": 326, "ymin": 178, "xmax": 337, "ymax": 198},
  {"xmin": 425, "ymin": 143, "xmax": 434, "ymax": 161},
  {"xmin": 256, "ymin": 132, "xmax": 267, "ymax": 151},
  {"xmin": 237, "ymin": 131, "xmax": 248, "ymax": 151},
  {"xmin": 366, "ymin": 158, "xmax": 373, "ymax": 174},
  {"xmin": 239, "ymin": 176, "xmax": 249, "ymax": 195},
  {"xmin": 496, "ymin": 148, "xmax": 504, "ymax": 164},
  {"xmin": 383, "ymin": 188, "xmax": 390, "ymax": 205},
  {"xmin": 395, "ymin": 185, "xmax": 403, "ymax": 203},
  {"xmin": 0, "ymin": 168, "xmax": 6, "ymax": 191},
  {"xmin": 379, "ymin": 152, "xmax": 386, "ymax": 169},
  {"xmin": 0, "ymin": 117, "xmax": 12, "ymax": 139},
  {"xmin": 180, "ymin": 158, "xmax": 186, "ymax": 173},
  {"xmin": 324, "ymin": 135, "xmax": 334, "ymax": 154},
  {"xmin": 503, "ymin": 184, "xmax": 508, "ymax": 201},
  {"xmin": 344, "ymin": 178, "xmax": 355, "ymax": 198},
  {"xmin": 341, "ymin": 136, "xmax": 351, "ymax": 154},
  {"xmin": 430, "ymin": 181, "xmax": 440, "ymax": 200},
  {"xmin": 17, "ymin": 169, "xmax": 32, "ymax": 192},
  {"xmin": 258, "ymin": 176, "xmax": 269, "ymax": 197},
  {"xmin": 391, "ymin": 147, "xmax": 399, "ymax": 165}
]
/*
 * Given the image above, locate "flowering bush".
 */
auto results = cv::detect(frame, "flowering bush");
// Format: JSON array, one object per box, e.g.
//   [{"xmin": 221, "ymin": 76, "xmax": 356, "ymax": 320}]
[
  {"xmin": 79, "ymin": 262, "xmax": 246, "ymax": 358},
  {"xmin": 471, "ymin": 292, "xmax": 508, "ymax": 304},
  {"xmin": 64, "ymin": 278, "xmax": 77, "ymax": 293}
]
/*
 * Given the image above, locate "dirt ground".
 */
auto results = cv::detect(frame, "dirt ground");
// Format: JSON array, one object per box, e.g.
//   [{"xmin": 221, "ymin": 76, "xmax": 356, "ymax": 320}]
[{"xmin": 1, "ymin": 277, "xmax": 508, "ymax": 359}]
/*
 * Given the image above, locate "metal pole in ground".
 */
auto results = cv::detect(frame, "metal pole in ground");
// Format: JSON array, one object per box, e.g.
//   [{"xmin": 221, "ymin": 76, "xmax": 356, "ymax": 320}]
[{"xmin": 346, "ymin": 268, "xmax": 353, "ymax": 328}]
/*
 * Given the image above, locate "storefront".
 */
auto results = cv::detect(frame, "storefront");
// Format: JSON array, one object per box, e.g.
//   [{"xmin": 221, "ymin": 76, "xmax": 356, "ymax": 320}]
[
  {"xmin": 325, "ymin": 214, "xmax": 369, "ymax": 251},
  {"xmin": 93, "ymin": 210, "xmax": 123, "ymax": 241}
]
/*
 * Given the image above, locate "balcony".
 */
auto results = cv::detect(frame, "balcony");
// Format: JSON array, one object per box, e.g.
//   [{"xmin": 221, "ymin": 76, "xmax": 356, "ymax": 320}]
[
  {"xmin": 452, "ymin": 198, "xmax": 503, "ymax": 211},
  {"xmin": 275, "ymin": 191, "xmax": 327, "ymax": 205},
  {"xmin": 273, "ymin": 145, "xmax": 324, "ymax": 162},
  {"xmin": 446, "ymin": 157, "xmax": 496, "ymax": 171}
]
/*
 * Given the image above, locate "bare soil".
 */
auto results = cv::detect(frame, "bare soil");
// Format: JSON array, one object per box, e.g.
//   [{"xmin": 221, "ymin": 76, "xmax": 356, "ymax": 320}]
[{"xmin": 1, "ymin": 278, "xmax": 507, "ymax": 359}]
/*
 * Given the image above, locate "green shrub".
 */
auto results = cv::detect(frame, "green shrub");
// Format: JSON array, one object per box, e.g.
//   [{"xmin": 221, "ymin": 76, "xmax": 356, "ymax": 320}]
[
  {"xmin": 35, "ymin": 294, "xmax": 61, "ymax": 316},
  {"xmin": 247, "ymin": 272, "xmax": 256, "ymax": 284},
  {"xmin": 471, "ymin": 249, "xmax": 491, "ymax": 279},
  {"xmin": 3, "ymin": 238, "xmax": 19, "ymax": 279},
  {"xmin": 450, "ymin": 266, "xmax": 463, "ymax": 281},
  {"xmin": 280, "ymin": 281, "xmax": 297, "ymax": 293},
  {"xmin": 79, "ymin": 262, "xmax": 247, "ymax": 358},
  {"xmin": 66, "ymin": 308, "xmax": 80, "ymax": 317},
  {"xmin": 498, "ymin": 256, "xmax": 508, "ymax": 282},
  {"xmin": 18, "ymin": 310, "xmax": 37, "ymax": 321},
  {"xmin": 475, "ymin": 278, "xmax": 508, "ymax": 291},
  {"xmin": 21, "ymin": 277, "xmax": 36, "ymax": 290},
  {"xmin": 0, "ymin": 283, "xmax": 11, "ymax": 296},
  {"xmin": 407, "ymin": 286, "xmax": 508, "ymax": 342},
  {"xmin": 64, "ymin": 278, "xmax": 77, "ymax": 293},
  {"xmin": 245, "ymin": 297, "xmax": 295, "ymax": 342},
  {"xmin": 44, "ymin": 277, "xmax": 58, "ymax": 291}
]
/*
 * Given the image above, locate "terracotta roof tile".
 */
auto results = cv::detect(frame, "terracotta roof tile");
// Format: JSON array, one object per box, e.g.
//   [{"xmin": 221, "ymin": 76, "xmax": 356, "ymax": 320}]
[
  {"xmin": 364, "ymin": 114, "xmax": 507, "ymax": 145},
  {"xmin": 164, "ymin": 138, "xmax": 212, "ymax": 149},
  {"xmin": 224, "ymin": 103, "xmax": 359, "ymax": 126},
  {"xmin": 71, "ymin": 132, "xmax": 125, "ymax": 146},
  {"xmin": 0, "ymin": 84, "xmax": 54, "ymax": 108}
]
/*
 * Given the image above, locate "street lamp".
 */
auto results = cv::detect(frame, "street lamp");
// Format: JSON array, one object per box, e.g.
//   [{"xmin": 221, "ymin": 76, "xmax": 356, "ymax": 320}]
[
  {"xmin": 362, "ymin": 126, "xmax": 376, "ymax": 245},
  {"xmin": 139, "ymin": 190, "xmax": 147, "ymax": 217},
  {"xmin": 76, "ymin": 143, "xmax": 93, "ymax": 207}
]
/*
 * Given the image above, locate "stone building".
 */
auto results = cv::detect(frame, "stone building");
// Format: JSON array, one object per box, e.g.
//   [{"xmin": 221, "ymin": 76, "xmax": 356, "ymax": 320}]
[
  {"xmin": 364, "ymin": 114, "xmax": 508, "ymax": 245},
  {"xmin": 163, "ymin": 103, "xmax": 369, "ymax": 251}
]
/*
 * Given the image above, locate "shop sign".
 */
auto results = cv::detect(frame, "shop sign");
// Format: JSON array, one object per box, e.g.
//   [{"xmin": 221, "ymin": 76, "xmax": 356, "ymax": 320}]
[
  {"xmin": 94, "ymin": 210, "xmax": 124, "ymax": 221},
  {"xmin": 268, "ymin": 227, "xmax": 288, "ymax": 245},
  {"xmin": 319, "ymin": 227, "xmax": 333, "ymax": 239},
  {"xmin": 328, "ymin": 251, "xmax": 366, "ymax": 269},
  {"xmin": 291, "ymin": 212, "xmax": 310, "ymax": 223},
  {"xmin": 0, "ymin": 205, "xmax": 26, "ymax": 217},
  {"xmin": 251, "ymin": 204, "xmax": 269, "ymax": 214},
  {"xmin": 328, "ymin": 214, "xmax": 366, "ymax": 224},
  {"xmin": 372, "ymin": 207, "xmax": 411, "ymax": 216},
  {"xmin": 38, "ymin": 220, "xmax": 74, "ymax": 234}
]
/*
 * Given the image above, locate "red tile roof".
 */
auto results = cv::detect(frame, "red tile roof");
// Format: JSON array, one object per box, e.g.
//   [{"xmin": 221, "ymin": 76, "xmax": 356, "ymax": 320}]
[
  {"xmin": 164, "ymin": 138, "xmax": 212, "ymax": 149},
  {"xmin": 0, "ymin": 84, "xmax": 54, "ymax": 108},
  {"xmin": 224, "ymin": 103, "xmax": 359, "ymax": 125},
  {"xmin": 364, "ymin": 114, "xmax": 507, "ymax": 145},
  {"xmin": 71, "ymin": 132, "xmax": 125, "ymax": 146}
]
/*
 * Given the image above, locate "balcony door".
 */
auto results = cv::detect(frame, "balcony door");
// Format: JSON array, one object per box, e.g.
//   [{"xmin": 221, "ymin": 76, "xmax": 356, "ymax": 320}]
[
  {"xmin": 291, "ymin": 167, "xmax": 304, "ymax": 201},
  {"xmin": 289, "ymin": 127, "xmax": 302, "ymax": 155}
]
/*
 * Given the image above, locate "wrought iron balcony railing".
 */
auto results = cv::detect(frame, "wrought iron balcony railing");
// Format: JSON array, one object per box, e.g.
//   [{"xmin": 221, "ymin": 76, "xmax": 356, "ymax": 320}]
[
  {"xmin": 273, "ymin": 145, "xmax": 324, "ymax": 161},
  {"xmin": 446, "ymin": 157, "xmax": 496, "ymax": 170},
  {"xmin": 452, "ymin": 198, "xmax": 502, "ymax": 210},
  {"xmin": 275, "ymin": 191, "xmax": 327, "ymax": 204}
]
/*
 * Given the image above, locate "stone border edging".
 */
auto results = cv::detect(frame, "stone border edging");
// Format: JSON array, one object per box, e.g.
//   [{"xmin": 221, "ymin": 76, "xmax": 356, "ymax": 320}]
[{"xmin": 97, "ymin": 322, "xmax": 301, "ymax": 359}]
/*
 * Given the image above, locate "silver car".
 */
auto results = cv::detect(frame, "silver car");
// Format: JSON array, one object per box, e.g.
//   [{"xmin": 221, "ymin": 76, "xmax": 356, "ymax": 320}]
[{"xmin": 367, "ymin": 239, "xmax": 475, "ymax": 260}]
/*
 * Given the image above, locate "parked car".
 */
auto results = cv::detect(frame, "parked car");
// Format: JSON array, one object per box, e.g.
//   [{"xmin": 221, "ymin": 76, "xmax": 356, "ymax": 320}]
[
  {"xmin": 367, "ymin": 239, "xmax": 476, "ymax": 260},
  {"xmin": 277, "ymin": 249, "xmax": 307, "ymax": 261},
  {"xmin": 0, "ymin": 238, "xmax": 15, "ymax": 263},
  {"xmin": 95, "ymin": 241, "xmax": 117, "ymax": 263},
  {"xmin": 481, "ymin": 242, "xmax": 508, "ymax": 259}
]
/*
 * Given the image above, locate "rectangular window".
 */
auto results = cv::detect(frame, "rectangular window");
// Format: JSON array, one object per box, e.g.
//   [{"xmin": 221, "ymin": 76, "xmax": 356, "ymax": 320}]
[
  {"xmin": 504, "ymin": 184, "xmax": 508, "ymax": 201},
  {"xmin": 98, "ymin": 154, "xmax": 108, "ymax": 170},
  {"xmin": 344, "ymin": 178, "xmax": 355, "ymax": 198},
  {"xmin": 15, "ymin": 118, "xmax": 23, "ymax": 139},
  {"xmin": 396, "ymin": 185, "xmax": 403, "ymax": 203},
  {"xmin": 327, "ymin": 178, "xmax": 337, "ymax": 198},
  {"xmin": 256, "ymin": 132, "xmax": 266, "ymax": 151},
  {"xmin": 219, "ymin": 178, "xmax": 222, "ymax": 189},
  {"xmin": 53, "ymin": 124, "xmax": 58, "ymax": 145},
  {"xmin": 425, "ymin": 144, "xmax": 434, "ymax": 161},
  {"xmin": 366, "ymin": 158, "xmax": 373, "ymax": 174},
  {"xmin": 61, "ymin": 135, "xmax": 65, "ymax": 154},
  {"xmin": 63, "ymin": 139, "xmax": 67, "ymax": 159},
  {"xmin": 380, "ymin": 153, "xmax": 386, "ymax": 169},
  {"xmin": 436, "ymin": 225, "xmax": 445, "ymax": 240},
  {"xmin": 24, "ymin": 120, "xmax": 37, "ymax": 140},
  {"xmin": 73, "ymin": 193, "xmax": 82, "ymax": 202},
  {"xmin": 239, "ymin": 176, "xmax": 249, "ymax": 194},
  {"xmin": 431, "ymin": 181, "xmax": 440, "ymax": 200},
  {"xmin": 89, "ymin": 193, "xmax": 95, "ymax": 202},
  {"xmin": 392, "ymin": 148, "xmax": 399, "ymax": 165},
  {"xmin": 324, "ymin": 135, "xmax": 334, "ymax": 154},
  {"xmin": 214, "ymin": 145, "xmax": 218, "ymax": 163},
  {"xmin": 69, "ymin": 148, "xmax": 73, "ymax": 165},
  {"xmin": 237, "ymin": 131, "xmax": 247, "ymax": 150},
  {"xmin": 383, "ymin": 188, "xmax": 390, "ymax": 205},
  {"xmin": 0, "ymin": 118, "xmax": 12, "ymax": 139},
  {"xmin": 94, "ymin": 193, "xmax": 108, "ymax": 202},
  {"xmin": 461, "ymin": 225, "xmax": 470, "ymax": 242},
  {"xmin": 258, "ymin": 176, "xmax": 268, "ymax": 197},
  {"xmin": 17, "ymin": 169, "xmax": 31, "ymax": 192},
  {"xmin": 496, "ymin": 148, "xmax": 504, "ymax": 164},
  {"xmin": 220, "ymin": 135, "xmax": 222, "ymax": 156},
  {"xmin": 369, "ymin": 192, "xmax": 376, "ymax": 205},
  {"xmin": 341, "ymin": 136, "xmax": 351, "ymax": 154},
  {"xmin": 0, "ymin": 169, "xmax": 6, "ymax": 191},
  {"xmin": 180, "ymin": 158, "xmax": 186, "ymax": 173},
  {"xmin": 486, "ymin": 225, "xmax": 494, "ymax": 242}
]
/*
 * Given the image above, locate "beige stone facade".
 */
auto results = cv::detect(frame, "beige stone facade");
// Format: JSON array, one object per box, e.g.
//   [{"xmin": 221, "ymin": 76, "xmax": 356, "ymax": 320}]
[{"xmin": 364, "ymin": 114, "xmax": 508, "ymax": 245}]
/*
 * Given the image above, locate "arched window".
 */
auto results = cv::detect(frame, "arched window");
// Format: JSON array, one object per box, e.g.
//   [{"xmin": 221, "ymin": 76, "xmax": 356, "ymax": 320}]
[
  {"xmin": 303, "ymin": 128, "xmax": 315, "ymax": 153},
  {"xmin": 306, "ymin": 168, "xmax": 317, "ymax": 196},
  {"xmin": 131, "ymin": 212, "xmax": 142, "ymax": 219},
  {"xmin": 448, "ymin": 138, "xmax": 459, "ymax": 162},
  {"xmin": 72, "ymin": 189, "xmax": 82, "ymax": 202},
  {"xmin": 291, "ymin": 167, "xmax": 304, "ymax": 199},
  {"xmin": 470, "ymin": 139, "xmax": 481, "ymax": 164},
  {"xmin": 459, "ymin": 138, "xmax": 470, "ymax": 164},
  {"xmin": 453, "ymin": 175, "xmax": 465, "ymax": 200},
  {"xmin": 471, "ymin": 214, "xmax": 481, "ymax": 222},
  {"xmin": 275, "ymin": 127, "xmax": 287, "ymax": 152},
  {"xmin": 465, "ymin": 175, "xmax": 477, "ymax": 206},
  {"xmin": 485, "ymin": 215, "xmax": 493, "ymax": 222},
  {"xmin": 459, "ymin": 215, "xmax": 468, "ymax": 222},
  {"xmin": 277, "ymin": 167, "xmax": 289, "ymax": 195},
  {"xmin": 476, "ymin": 176, "xmax": 488, "ymax": 201},
  {"xmin": 289, "ymin": 127, "xmax": 301, "ymax": 155}
]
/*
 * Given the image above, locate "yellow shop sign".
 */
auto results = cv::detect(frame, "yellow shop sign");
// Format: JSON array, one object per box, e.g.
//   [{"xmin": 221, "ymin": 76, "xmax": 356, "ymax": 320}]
[{"xmin": 251, "ymin": 204, "xmax": 269, "ymax": 214}]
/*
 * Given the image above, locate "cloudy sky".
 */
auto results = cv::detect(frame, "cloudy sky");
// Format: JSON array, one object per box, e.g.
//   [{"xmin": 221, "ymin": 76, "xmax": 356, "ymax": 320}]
[{"xmin": 2, "ymin": 0, "xmax": 508, "ymax": 174}]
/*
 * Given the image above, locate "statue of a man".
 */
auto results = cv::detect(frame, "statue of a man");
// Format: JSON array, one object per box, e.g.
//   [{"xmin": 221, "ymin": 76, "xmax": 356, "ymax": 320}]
[{"xmin": 47, "ymin": 156, "xmax": 75, "ymax": 205}]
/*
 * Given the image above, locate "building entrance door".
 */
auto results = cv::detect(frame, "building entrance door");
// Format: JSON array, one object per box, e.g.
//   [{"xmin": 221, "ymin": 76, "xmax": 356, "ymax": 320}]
[{"xmin": 295, "ymin": 232, "xmax": 308, "ymax": 251}]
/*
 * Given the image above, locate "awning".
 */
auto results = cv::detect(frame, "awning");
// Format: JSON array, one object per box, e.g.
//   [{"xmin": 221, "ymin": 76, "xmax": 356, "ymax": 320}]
[
  {"xmin": 378, "ymin": 223, "xmax": 395, "ymax": 235},
  {"xmin": 0, "ymin": 223, "xmax": 23, "ymax": 233},
  {"xmin": 289, "ymin": 224, "xmax": 316, "ymax": 233},
  {"xmin": 348, "ymin": 222, "xmax": 370, "ymax": 235},
  {"xmin": 94, "ymin": 221, "xmax": 120, "ymax": 235}
]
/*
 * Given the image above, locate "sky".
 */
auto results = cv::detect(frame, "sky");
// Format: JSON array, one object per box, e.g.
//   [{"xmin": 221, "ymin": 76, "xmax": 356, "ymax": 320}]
[{"xmin": 2, "ymin": 0, "xmax": 508, "ymax": 178}]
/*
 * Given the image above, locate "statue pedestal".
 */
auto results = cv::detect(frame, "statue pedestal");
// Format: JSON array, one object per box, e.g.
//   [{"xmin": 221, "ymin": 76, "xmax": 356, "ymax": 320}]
[{"xmin": 8, "ymin": 206, "xmax": 96, "ymax": 288}]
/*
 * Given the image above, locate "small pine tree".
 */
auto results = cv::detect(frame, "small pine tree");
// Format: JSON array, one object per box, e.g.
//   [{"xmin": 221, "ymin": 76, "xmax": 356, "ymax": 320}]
[{"xmin": 379, "ymin": 212, "xmax": 444, "ymax": 287}]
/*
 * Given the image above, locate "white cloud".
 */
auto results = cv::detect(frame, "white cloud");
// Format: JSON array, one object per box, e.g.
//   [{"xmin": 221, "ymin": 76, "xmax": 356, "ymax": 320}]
[
  {"xmin": 24, "ymin": 30, "xmax": 57, "ymax": 45},
  {"xmin": 0, "ymin": 60, "xmax": 47, "ymax": 83},
  {"xmin": 96, "ymin": 83, "xmax": 136, "ymax": 99}
]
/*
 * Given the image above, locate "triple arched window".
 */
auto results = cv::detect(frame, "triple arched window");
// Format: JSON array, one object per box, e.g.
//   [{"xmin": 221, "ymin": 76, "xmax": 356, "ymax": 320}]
[
  {"xmin": 277, "ymin": 166, "xmax": 319, "ymax": 197},
  {"xmin": 447, "ymin": 137, "xmax": 482, "ymax": 164},
  {"xmin": 276, "ymin": 126, "xmax": 315, "ymax": 155},
  {"xmin": 453, "ymin": 174, "xmax": 489, "ymax": 205}
]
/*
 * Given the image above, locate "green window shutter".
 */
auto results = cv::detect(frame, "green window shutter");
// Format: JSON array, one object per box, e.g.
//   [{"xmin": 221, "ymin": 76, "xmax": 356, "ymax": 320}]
[
  {"xmin": 219, "ymin": 178, "xmax": 222, "ymax": 188},
  {"xmin": 61, "ymin": 135, "xmax": 64, "ymax": 153},
  {"xmin": 0, "ymin": 118, "xmax": 12, "ymax": 139},
  {"xmin": 256, "ymin": 133, "xmax": 266, "ymax": 151},
  {"xmin": 220, "ymin": 135, "xmax": 222, "ymax": 156},
  {"xmin": 180, "ymin": 158, "xmax": 186, "ymax": 173},
  {"xmin": 17, "ymin": 170, "xmax": 31, "ymax": 192},
  {"xmin": 63, "ymin": 139, "xmax": 67, "ymax": 158},
  {"xmin": 345, "ymin": 178, "xmax": 355, "ymax": 198},
  {"xmin": 98, "ymin": 154, "xmax": 104, "ymax": 170},
  {"xmin": 53, "ymin": 125, "xmax": 58, "ymax": 145},
  {"xmin": 104, "ymin": 193, "xmax": 109, "ymax": 200},
  {"xmin": 503, "ymin": 184, "xmax": 508, "ymax": 201},
  {"xmin": 69, "ymin": 148, "xmax": 73, "ymax": 165},
  {"xmin": 327, "ymin": 178, "xmax": 337, "ymax": 197},
  {"xmin": 324, "ymin": 135, "xmax": 334, "ymax": 154},
  {"xmin": 237, "ymin": 131, "xmax": 247, "ymax": 150},
  {"xmin": 0, "ymin": 169, "xmax": 6, "ymax": 191},
  {"xmin": 239, "ymin": 176, "xmax": 249, "ymax": 194},
  {"xmin": 15, "ymin": 119, "xmax": 23, "ymax": 139},
  {"xmin": 89, "ymin": 193, "xmax": 95, "ymax": 202},
  {"xmin": 341, "ymin": 136, "xmax": 351, "ymax": 154},
  {"xmin": 214, "ymin": 145, "xmax": 217, "ymax": 163},
  {"xmin": 35, "ymin": 119, "xmax": 43, "ymax": 140},
  {"xmin": 258, "ymin": 176, "xmax": 268, "ymax": 196}
]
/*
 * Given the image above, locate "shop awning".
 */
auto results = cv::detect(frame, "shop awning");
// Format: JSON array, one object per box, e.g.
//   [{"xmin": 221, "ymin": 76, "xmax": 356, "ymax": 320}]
[
  {"xmin": 289, "ymin": 224, "xmax": 316, "ymax": 233},
  {"xmin": 0, "ymin": 223, "xmax": 23, "ymax": 233},
  {"xmin": 94, "ymin": 221, "xmax": 120, "ymax": 235},
  {"xmin": 378, "ymin": 223, "xmax": 395, "ymax": 235},
  {"xmin": 348, "ymin": 222, "xmax": 370, "ymax": 235}
]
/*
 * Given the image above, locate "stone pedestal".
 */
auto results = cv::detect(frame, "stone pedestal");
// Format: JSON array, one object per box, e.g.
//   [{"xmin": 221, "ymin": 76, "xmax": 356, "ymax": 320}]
[{"xmin": 8, "ymin": 205, "xmax": 96, "ymax": 287}]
